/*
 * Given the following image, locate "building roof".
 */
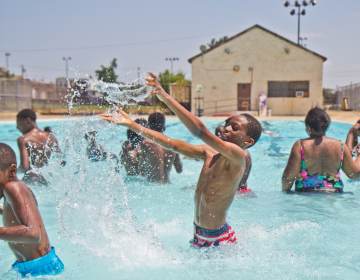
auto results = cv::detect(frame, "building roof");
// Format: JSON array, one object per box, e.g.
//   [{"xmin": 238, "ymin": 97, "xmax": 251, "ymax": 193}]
[{"xmin": 188, "ymin": 24, "xmax": 327, "ymax": 63}]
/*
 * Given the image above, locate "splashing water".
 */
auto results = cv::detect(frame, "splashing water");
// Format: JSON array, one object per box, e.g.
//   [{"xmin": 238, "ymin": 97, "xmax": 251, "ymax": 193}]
[
  {"xmin": 2, "ymin": 72, "xmax": 360, "ymax": 279},
  {"xmin": 66, "ymin": 77, "xmax": 150, "ymax": 109}
]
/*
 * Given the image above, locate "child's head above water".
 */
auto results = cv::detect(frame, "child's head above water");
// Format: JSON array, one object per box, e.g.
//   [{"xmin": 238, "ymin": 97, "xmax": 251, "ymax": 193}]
[
  {"xmin": 16, "ymin": 109, "xmax": 37, "ymax": 134},
  {"xmin": 127, "ymin": 118, "xmax": 148, "ymax": 148},
  {"xmin": 305, "ymin": 107, "xmax": 330, "ymax": 137},
  {"xmin": 148, "ymin": 112, "xmax": 166, "ymax": 133},
  {"xmin": 215, "ymin": 113, "xmax": 262, "ymax": 149},
  {"xmin": 0, "ymin": 143, "xmax": 17, "ymax": 185}
]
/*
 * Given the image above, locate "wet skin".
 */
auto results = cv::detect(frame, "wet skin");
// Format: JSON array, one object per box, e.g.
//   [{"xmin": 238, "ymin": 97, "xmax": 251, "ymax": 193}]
[
  {"xmin": 102, "ymin": 109, "xmax": 253, "ymax": 229},
  {"xmin": 17, "ymin": 118, "xmax": 60, "ymax": 172},
  {"xmin": 282, "ymin": 123, "xmax": 360, "ymax": 192},
  {"xmin": 0, "ymin": 168, "xmax": 50, "ymax": 262}
]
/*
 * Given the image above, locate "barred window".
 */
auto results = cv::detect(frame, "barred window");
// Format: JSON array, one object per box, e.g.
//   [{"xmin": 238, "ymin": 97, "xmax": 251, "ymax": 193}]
[{"xmin": 268, "ymin": 81, "xmax": 309, "ymax": 98}]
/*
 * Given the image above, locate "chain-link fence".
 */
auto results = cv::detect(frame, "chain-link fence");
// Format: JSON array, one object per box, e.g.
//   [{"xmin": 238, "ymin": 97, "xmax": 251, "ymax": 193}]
[{"xmin": 335, "ymin": 82, "xmax": 360, "ymax": 110}]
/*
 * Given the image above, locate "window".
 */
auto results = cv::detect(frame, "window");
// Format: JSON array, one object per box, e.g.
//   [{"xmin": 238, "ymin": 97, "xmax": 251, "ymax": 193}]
[{"xmin": 268, "ymin": 81, "xmax": 309, "ymax": 98}]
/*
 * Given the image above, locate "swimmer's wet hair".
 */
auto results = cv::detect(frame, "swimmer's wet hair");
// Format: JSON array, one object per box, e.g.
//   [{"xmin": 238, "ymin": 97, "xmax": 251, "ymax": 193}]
[
  {"xmin": 0, "ymin": 143, "xmax": 17, "ymax": 171},
  {"xmin": 241, "ymin": 113, "xmax": 262, "ymax": 148},
  {"xmin": 44, "ymin": 126, "xmax": 52, "ymax": 133},
  {"xmin": 148, "ymin": 112, "xmax": 165, "ymax": 132},
  {"xmin": 305, "ymin": 107, "xmax": 330, "ymax": 137},
  {"xmin": 17, "ymin": 109, "xmax": 36, "ymax": 121},
  {"xmin": 127, "ymin": 118, "xmax": 148, "ymax": 148}
]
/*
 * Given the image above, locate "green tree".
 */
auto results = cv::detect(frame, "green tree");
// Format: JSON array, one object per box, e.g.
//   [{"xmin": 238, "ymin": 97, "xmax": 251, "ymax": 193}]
[
  {"xmin": 158, "ymin": 70, "xmax": 189, "ymax": 93},
  {"xmin": 199, "ymin": 36, "xmax": 228, "ymax": 53},
  {"xmin": 323, "ymin": 88, "xmax": 337, "ymax": 105},
  {"xmin": 95, "ymin": 58, "xmax": 118, "ymax": 83}
]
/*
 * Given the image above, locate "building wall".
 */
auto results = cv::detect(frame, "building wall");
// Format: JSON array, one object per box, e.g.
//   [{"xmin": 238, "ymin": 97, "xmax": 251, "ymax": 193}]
[
  {"xmin": 0, "ymin": 79, "xmax": 32, "ymax": 111},
  {"xmin": 190, "ymin": 27, "xmax": 324, "ymax": 115}
]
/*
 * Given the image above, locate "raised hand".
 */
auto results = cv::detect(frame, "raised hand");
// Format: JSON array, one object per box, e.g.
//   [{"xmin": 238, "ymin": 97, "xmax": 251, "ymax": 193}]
[
  {"xmin": 145, "ymin": 72, "xmax": 161, "ymax": 88},
  {"xmin": 99, "ymin": 108, "xmax": 132, "ymax": 126}
]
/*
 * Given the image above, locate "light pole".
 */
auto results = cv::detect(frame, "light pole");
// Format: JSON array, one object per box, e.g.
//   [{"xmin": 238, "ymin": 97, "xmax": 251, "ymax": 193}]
[
  {"xmin": 165, "ymin": 57, "xmax": 179, "ymax": 74},
  {"xmin": 5, "ymin": 52, "xmax": 11, "ymax": 71},
  {"xmin": 20, "ymin": 65, "xmax": 26, "ymax": 77},
  {"xmin": 62, "ymin": 56, "xmax": 72, "ymax": 84},
  {"xmin": 283, "ymin": 0, "xmax": 317, "ymax": 45}
]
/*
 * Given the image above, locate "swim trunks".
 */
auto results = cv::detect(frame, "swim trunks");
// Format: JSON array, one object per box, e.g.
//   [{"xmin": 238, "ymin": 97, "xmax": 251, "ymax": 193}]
[
  {"xmin": 295, "ymin": 141, "xmax": 344, "ymax": 192},
  {"xmin": 238, "ymin": 186, "xmax": 252, "ymax": 193},
  {"xmin": 12, "ymin": 247, "xmax": 64, "ymax": 278},
  {"xmin": 191, "ymin": 223, "xmax": 237, "ymax": 248}
]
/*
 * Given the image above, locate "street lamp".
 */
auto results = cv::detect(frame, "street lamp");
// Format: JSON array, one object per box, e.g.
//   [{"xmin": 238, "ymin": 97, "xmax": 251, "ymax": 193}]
[
  {"xmin": 283, "ymin": 0, "xmax": 317, "ymax": 45},
  {"xmin": 165, "ymin": 57, "xmax": 179, "ymax": 74},
  {"xmin": 62, "ymin": 56, "xmax": 72, "ymax": 81}
]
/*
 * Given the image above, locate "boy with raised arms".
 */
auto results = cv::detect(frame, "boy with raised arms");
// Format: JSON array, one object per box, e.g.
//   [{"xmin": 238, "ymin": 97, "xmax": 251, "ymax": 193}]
[{"xmin": 101, "ymin": 73, "xmax": 262, "ymax": 248}]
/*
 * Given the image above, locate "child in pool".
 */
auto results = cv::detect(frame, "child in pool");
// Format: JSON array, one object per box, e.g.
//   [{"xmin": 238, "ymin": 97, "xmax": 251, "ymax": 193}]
[
  {"xmin": 121, "ymin": 118, "xmax": 148, "ymax": 176},
  {"xmin": 138, "ymin": 112, "xmax": 183, "ymax": 183},
  {"xmin": 101, "ymin": 73, "xmax": 262, "ymax": 248},
  {"xmin": 282, "ymin": 108, "xmax": 360, "ymax": 192},
  {"xmin": 16, "ymin": 109, "xmax": 62, "ymax": 185},
  {"xmin": 216, "ymin": 123, "xmax": 252, "ymax": 194},
  {"xmin": 0, "ymin": 143, "xmax": 64, "ymax": 277},
  {"xmin": 345, "ymin": 119, "xmax": 360, "ymax": 157}
]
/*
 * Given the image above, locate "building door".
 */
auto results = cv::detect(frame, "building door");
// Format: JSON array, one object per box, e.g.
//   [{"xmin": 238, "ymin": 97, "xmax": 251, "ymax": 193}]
[{"xmin": 237, "ymin": 83, "xmax": 251, "ymax": 111}]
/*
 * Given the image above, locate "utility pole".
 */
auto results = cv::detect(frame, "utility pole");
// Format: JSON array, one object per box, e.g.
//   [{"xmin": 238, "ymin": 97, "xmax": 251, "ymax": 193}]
[
  {"xmin": 137, "ymin": 66, "xmax": 141, "ymax": 83},
  {"xmin": 62, "ymin": 56, "xmax": 71, "ymax": 87},
  {"xmin": 165, "ymin": 57, "xmax": 179, "ymax": 74},
  {"xmin": 5, "ymin": 52, "xmax": 11, "ymax": 71},
  {"xmin": 20, "ymin": 65, "xmax": 26, "ymax": 77},
  {"xmin": 283, "ymin": 0, "xmax": 317, "ymax": 45}
]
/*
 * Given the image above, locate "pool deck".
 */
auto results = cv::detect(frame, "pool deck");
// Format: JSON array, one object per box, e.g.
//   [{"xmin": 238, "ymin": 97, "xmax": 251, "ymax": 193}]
[{"xmin": 0, "ymin": 110, "xmax": 358, "ymax": 124}]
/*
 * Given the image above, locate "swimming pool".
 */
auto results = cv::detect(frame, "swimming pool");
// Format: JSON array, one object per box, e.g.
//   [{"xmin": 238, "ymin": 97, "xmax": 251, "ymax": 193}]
[{"xmin": 1, "ymin": 118, "xmax": 360, "ymax": 279}]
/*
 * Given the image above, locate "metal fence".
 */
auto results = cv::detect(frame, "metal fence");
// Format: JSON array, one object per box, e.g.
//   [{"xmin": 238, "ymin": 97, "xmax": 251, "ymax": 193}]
[
  {"xmin": 0, "ymin": 94, "xmax": 32, "ymax": 112},
  {"xmin": 335, "ymin": 82, "xmax": 360, "ymax": 110}
]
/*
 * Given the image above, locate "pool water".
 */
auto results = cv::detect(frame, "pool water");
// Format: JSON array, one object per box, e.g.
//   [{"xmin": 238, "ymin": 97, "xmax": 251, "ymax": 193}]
[{"xmin": 0, "ymin": 118, "xmax": 360, "ymax": 280}]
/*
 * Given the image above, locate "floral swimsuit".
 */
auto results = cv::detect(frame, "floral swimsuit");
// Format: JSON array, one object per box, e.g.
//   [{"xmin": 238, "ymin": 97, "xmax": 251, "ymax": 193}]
[{"xmin": 295, "ymin": 142, "xmax": 344, "ymax": 192}]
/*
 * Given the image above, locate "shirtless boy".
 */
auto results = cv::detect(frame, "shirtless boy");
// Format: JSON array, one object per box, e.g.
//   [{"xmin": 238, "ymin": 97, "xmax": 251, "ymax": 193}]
[
  {"xmin": 136, "ymin": 112, "xmax": 182, "ymax": 183},
  {"xmin": 0, "ymin": 143, "xmax": 64, "ymax": 277},
  {"xmin": 16, "ymin": 109, "xmax": 62, "ymax": 184},
  {"xmin": 101, "ymin": 73, "xmax": 262, "ymax": 247},
  {"xmin": 121, "ymin": 118, "xmax": 148, "ymax": 176}
]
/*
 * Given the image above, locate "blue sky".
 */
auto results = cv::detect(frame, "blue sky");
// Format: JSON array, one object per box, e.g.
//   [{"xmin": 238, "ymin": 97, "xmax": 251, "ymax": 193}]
[{"xmin": 1, "ymin": 0, "xmax": 359, "ymax": 88}]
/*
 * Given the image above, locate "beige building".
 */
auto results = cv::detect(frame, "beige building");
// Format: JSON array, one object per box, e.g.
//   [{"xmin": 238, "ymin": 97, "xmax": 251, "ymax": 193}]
[{"xmin": 188, "ymin": 25, "xmax": 327, "ymax": 116}]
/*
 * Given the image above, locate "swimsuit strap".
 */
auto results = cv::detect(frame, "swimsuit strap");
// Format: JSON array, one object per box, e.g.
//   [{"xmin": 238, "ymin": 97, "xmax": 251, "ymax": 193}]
[{"xmin": 299, "ymin": 141, "xmax": 307, "ymax": 171}]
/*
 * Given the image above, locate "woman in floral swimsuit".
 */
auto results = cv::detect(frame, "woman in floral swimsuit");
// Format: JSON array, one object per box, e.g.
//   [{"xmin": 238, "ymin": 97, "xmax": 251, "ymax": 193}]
[{"xmin": 282, "ymin": 108, "xmax": 360, "ymax": 193}]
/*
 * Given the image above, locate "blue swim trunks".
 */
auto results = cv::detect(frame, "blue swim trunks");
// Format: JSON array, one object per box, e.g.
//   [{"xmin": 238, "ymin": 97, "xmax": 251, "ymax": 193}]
[{"xmin": 12, "ymin": 247, "xmax": 64, "ymax": 278}]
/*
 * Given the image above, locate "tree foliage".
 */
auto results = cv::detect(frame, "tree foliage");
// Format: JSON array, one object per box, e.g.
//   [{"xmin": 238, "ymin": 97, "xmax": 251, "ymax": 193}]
[
  {"xmin": 199, "ymin": 36, "xmax": 228, "ymax": 53},
  {"xmin": 158, "ymin": 70, "xmax": 189, "ymax": 93},
  {"xmin": 95, "ymin": 58, "xmax": 118, "ymax": 83},
  {"xmin": 323, "ymin": 88, "xmax": 337, "ymax": 105}
]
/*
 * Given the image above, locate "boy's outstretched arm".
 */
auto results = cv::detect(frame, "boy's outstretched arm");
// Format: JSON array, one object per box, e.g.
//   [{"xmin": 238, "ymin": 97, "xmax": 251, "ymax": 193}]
[
  {"xmin": 100, "ymin": 109, "xmax": 207, "ymax": 160},
  {"xmin": 146, "ymin": 73, "xmax": 246, "ymax": 163}
]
